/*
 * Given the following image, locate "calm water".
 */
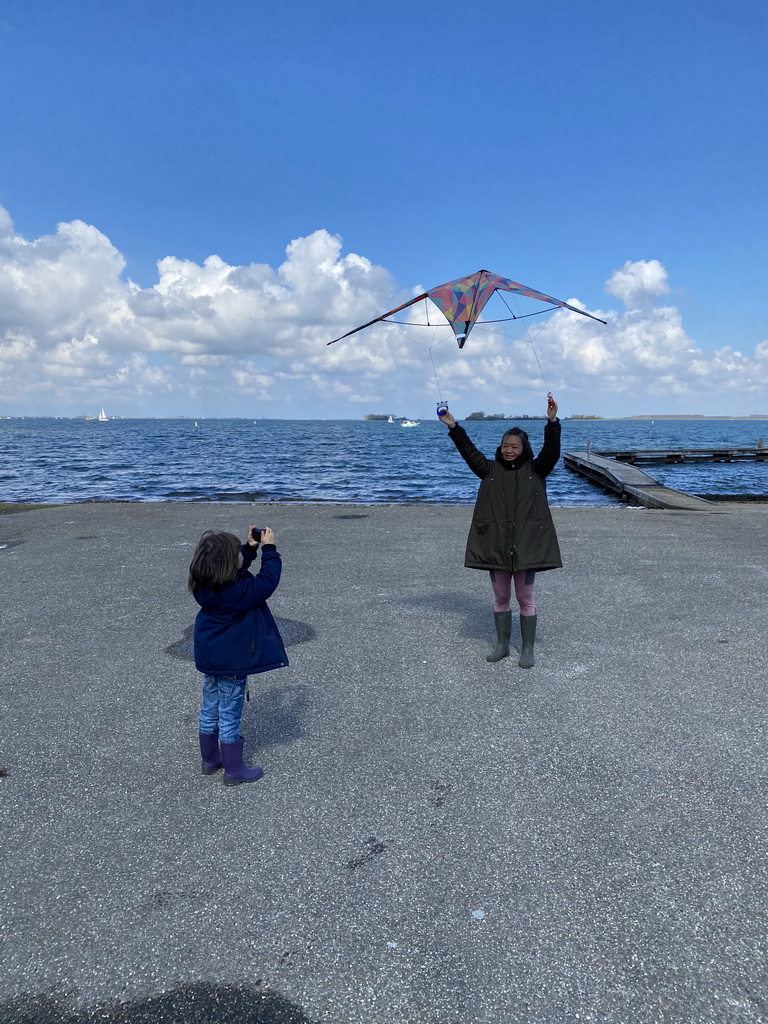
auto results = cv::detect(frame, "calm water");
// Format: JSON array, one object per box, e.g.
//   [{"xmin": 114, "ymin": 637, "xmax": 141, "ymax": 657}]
[{"xmin": 1, "ymin": 417, "xmax": 767, "ymax": 506}]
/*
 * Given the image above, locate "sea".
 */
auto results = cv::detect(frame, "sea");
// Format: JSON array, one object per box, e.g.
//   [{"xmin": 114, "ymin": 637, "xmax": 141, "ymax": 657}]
[{"xmin": 1, "ymin": 417, "xmax": 767, "ymax": 507}]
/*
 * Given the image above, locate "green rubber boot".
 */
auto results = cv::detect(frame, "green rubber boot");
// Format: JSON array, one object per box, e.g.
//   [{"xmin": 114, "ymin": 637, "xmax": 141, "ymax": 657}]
[
  {"xmin": 519, "ymin": 614, "xmax": 537, "ymax": 669},
  {"xmin": 486, "ymin": 611, "xmax": 512, "ymax": 662}
]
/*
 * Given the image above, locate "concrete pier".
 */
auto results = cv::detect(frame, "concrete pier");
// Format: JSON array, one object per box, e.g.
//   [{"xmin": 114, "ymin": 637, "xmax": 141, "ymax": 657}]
[{"xmin": 1, "ymin": 501, "xmax": 766, "ymax": 1023}]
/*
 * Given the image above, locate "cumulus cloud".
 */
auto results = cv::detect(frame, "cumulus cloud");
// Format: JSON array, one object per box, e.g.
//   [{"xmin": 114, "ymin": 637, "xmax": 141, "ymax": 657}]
[
  {"xmin": 0, "ymin": 205, "xmax": 767, "ymax": 417},
  {"xmin": 604, "ymin": 259, "xmax": 671, "ymax": 308}
]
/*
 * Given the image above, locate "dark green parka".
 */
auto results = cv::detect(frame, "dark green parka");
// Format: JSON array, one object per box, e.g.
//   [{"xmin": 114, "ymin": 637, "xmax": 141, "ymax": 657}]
[{"xmin": 448, "ymin": 420, "xmax": 563, "ymax": 573}]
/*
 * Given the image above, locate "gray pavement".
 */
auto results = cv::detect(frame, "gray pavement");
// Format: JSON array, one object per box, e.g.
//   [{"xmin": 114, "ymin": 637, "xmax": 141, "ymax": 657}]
[{"xmin": 1, "ymin": 501, "xmax": 766, "ymax": 1024}]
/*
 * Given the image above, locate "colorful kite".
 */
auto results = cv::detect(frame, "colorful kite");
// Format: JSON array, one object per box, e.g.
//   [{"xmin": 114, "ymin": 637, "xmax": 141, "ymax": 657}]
[{"xmin": 327, "ymin": 268, "xmax": 606, "ymax": 349}]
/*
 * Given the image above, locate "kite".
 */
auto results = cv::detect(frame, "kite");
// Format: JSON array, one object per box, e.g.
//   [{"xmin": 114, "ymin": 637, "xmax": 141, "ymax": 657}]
[{"xmin": 327, "ymin": 268, "xmax": 606, "ymax": 348}]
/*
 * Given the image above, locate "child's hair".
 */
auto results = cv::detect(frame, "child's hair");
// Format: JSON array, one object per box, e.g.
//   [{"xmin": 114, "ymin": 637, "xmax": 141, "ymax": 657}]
[{"xmin": 188, "ymin": 531, "xmax": 242, "ymax": 593}]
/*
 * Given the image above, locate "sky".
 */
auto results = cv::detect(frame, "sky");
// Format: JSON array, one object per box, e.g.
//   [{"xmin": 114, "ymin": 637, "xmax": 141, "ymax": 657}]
[{"xmin": 1, "ymin": 0, "xmax": 767, "ymax": 419}]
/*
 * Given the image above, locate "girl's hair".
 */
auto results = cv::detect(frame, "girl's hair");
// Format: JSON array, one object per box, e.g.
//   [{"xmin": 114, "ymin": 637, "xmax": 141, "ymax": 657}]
[
  {"xmin": 188, "ymin": 531, "xmax": 241, "ymax": 593},
  {"xmin": 500, "ymin": 427, "xmax": 534, "ymax": 462}
]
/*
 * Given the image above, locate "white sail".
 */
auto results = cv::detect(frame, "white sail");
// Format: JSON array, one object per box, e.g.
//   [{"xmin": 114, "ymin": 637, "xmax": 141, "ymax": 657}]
[{"xmin": 98, "ymin": 408, "xmax": 108, "ymax": 421}]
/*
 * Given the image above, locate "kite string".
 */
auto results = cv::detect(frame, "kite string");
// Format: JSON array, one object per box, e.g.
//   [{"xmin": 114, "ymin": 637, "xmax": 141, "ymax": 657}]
[
  {"xmin": 387, "ymin": 317, "xmax": 450, "ymax": 404},
  {"xmin": 496, "ymin": 291, "xmax": 551, "ymax": 394},
  {"xmin": 428, "ymin": 346, "xmax": 444, "ymax": 404},
  {"xmin": 528, "ymin": 326, "xmax": 550, "ymax": 394}
]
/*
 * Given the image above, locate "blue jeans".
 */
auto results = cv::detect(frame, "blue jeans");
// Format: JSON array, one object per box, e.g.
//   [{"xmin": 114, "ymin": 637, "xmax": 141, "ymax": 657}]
[{"xmin": 199, "ymin": 674, "xmax": 247, "ymax": 744}]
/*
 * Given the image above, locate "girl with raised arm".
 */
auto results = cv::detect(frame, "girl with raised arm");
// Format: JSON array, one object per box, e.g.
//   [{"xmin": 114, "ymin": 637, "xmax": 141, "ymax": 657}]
[{"xmin": 438, "ymin": 400, "xmax": 562, "ymax": 668}]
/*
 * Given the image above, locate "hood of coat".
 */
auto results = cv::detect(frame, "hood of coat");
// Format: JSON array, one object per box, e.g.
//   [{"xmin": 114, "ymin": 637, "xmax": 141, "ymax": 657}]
[{"xmin": 193, "ymin": 583, "xmax": 242, "ymax": 612}]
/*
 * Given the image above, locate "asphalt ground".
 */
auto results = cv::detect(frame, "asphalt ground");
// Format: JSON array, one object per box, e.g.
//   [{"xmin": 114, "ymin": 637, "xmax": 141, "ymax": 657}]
[{"xmin": 1, "ymin": 501, "xmax": 766, "ymax": 1024}]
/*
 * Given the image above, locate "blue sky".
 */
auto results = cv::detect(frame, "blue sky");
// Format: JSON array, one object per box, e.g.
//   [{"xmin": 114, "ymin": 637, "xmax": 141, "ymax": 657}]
[{"xmin": 1, "ymin": 0, "xmax": 767, "ymax": 418}]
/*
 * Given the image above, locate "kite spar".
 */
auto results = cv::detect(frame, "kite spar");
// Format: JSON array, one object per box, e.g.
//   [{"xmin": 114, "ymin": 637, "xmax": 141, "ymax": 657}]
[{"xmin": 327, "ymin": 268, "xmax": 607, "ymax": 348}]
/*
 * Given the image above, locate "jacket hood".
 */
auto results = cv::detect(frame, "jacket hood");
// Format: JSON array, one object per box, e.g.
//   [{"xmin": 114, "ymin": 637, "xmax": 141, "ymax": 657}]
[{"xmin": 194, "ymin": 584, "xmax": 238, "ymax": 612}]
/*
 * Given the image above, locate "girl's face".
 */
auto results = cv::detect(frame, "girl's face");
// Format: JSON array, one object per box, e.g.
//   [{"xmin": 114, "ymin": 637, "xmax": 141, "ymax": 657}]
[
  {"xmin": 237, "ymin": 551, "xmax": 244, "ymax": 569},
  {"xmin": 500, "ymin": 435, "xmax": 524, "ymax": 460}
]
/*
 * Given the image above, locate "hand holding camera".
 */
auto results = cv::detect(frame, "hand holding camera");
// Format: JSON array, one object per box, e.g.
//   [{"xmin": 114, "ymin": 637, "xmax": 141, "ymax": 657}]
[{"xmin": 253, "ymin": 526, "xmax": 275, "ymax": 547}]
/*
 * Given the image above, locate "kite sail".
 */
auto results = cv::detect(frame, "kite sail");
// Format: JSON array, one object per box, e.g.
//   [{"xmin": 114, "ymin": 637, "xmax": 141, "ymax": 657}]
[{"xmin": 327, "ymin": 268, "xmax": 606, "ymax": 348}]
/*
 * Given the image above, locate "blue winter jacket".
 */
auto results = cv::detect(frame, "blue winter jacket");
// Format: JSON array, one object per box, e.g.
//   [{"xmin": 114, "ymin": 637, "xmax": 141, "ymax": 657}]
[{"xmin": 193, "ymin": 544, "xmax": 288, "ymax": 676}]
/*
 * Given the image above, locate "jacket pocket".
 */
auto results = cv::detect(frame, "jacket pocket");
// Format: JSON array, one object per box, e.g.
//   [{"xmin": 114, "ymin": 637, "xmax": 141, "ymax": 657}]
[
  {"xmin": 516, "ymin": 517, "xmax": 556, "ymax": 566},
  {"xmin": 466, "ymin": 519, "xmax": 497, "ymax": 564}
]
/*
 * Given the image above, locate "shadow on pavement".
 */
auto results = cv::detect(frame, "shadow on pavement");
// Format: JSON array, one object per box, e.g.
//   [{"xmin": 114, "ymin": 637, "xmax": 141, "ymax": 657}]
[{"xmin": 0, "ymin": 982, "xmax": 316, "ymax": 1024}]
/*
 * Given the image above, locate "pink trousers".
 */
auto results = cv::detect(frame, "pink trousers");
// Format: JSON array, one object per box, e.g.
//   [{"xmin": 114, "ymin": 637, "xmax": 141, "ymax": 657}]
[{"xmin": 490, "ymin": 569, "xmax": 536, "ymax": 616}]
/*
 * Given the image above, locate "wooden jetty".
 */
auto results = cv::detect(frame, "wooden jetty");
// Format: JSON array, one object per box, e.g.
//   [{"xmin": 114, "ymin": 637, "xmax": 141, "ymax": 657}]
[
  {"xmin": 563, "ymin": 450, "xmax": 717, "ymax": 511},
  {"xmin": 592, "ymin": 444, "xmax": 767, "ymax": 465}
]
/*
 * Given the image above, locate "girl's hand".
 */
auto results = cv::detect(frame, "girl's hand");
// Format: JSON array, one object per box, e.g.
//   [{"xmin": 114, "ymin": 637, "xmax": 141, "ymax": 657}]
[
  {"xmin": 247, "ymin": 526, "xmax": 261, "ymax": 548},
  {"xmin": 260, "ymin": 527, "xmax": 275, "ymax": 546},
  {"xmin": 547, "ymin": 399, "xmax": 559, "ymax": 422},
  {"xmin": 438, "ymin": 410, "xmax": 456, "ymax": 429}
]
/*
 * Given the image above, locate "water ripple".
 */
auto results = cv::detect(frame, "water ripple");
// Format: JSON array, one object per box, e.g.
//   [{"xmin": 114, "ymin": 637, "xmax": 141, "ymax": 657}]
[{"xmin": 0, "ymin": 417, "xmax": 766, "ymax": 506}]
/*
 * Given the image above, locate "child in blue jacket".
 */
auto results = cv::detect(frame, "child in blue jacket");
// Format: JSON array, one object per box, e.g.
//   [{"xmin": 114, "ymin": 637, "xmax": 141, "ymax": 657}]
[{"xmin": 188, "ymin": 525, "xmax": 288, "ymax": 785}]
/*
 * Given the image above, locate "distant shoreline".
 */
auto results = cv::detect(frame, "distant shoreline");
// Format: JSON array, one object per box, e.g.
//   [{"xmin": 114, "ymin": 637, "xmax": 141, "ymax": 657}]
[
  {"xmin": 613, "ymin": 415, "xmax": 768, "ymax": 421},
  {"xmin": 2, "ymin": 414, "xmax": 768, "ymax": 422}
]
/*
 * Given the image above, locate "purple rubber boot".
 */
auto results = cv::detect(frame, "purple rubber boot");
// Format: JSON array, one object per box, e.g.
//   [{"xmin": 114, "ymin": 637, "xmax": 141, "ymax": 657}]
[
  {"xmin": 220, "ymin": 736, "xmax": 264, "ymax": 786},
  {"xmin": 199, "ymin": 731, "xmax": 222, "ymax": 775}
]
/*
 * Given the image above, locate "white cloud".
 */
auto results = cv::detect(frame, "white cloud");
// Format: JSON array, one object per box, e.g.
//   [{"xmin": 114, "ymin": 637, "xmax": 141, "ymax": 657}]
[
  {"xmin": 604, "ymin": 259, "xmax": 670, "ymax": 308},
  {"xmin": 0, "ymin": 205, "xmax": 767, "ymax": 417},
  {"xmin": 0, "ymin": 331, "xmax": 37, "ymax": 365}
]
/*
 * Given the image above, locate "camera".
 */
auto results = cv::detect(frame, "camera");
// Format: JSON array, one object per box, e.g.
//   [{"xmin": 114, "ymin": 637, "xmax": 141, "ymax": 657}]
[{"xmin": 251, "ymin": 528, "xmax": 263, "ymax": 541}]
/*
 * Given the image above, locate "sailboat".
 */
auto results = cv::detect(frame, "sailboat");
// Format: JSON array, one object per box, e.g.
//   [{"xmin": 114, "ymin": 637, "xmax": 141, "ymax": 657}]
[
  {"xmin": 387, "ymin": 414, "xmax": 396, "ymax": 423},
  {"xmin": 98, "ymin": 408, "xmax": 108, "ymax": 421}
]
